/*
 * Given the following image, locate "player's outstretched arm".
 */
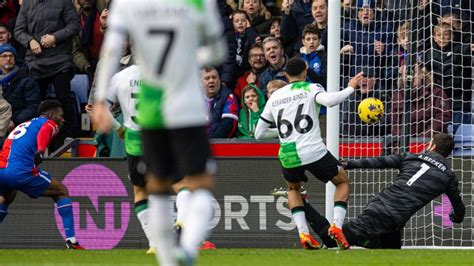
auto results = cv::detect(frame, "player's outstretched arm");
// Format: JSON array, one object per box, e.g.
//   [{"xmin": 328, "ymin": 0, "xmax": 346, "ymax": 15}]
[
  {"xmin": 315, "ymin": 72, "xmax": 364, "ymax": 107},
  {"xmin": 446, "ymin": 174, "xmax": 465, "ymax": 223},
  {"xmin": 344, "ymin": 154, "xmax": 403, "ymax": 170}
]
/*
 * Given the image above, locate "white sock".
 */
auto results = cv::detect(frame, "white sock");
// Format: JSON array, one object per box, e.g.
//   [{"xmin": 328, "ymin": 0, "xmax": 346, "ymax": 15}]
[
  {"xmin": 136, "ymin": 208, "xmax": 154, "ymax": 248},
  {"xmin": 149, "ymin": 195, "xmax": 177, "ymax": 266},
  {"xmin": 180, "ymin": 190, "xmax": 214, "ymax": 258},
  {"xmin": 333, "ymin": 205, "xmax": 347, "ymax": 228},
  {"xmin": 66, "ymin": 237, "xmax": 77, "ymax": 243},
  {"xmin": 176, "ymin": 188, "xmax": 192, "ymax": 224},
  {"xmin": 291, "ymin": 208, "xmax": 309, "ymax": 235}
]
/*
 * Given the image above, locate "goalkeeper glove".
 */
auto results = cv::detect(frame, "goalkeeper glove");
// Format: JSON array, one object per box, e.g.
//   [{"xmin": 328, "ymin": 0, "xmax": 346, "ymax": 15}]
[
  {"xmin": 449, "ymin": 210, "xmax": 463, "ymax": 223},
  {"xmin": 34, "ymin": 151, "xmax": 44, "ymax": 166}
]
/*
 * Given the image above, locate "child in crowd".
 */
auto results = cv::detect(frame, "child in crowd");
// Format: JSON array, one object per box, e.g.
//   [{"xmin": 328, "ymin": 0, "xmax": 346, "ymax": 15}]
[
  {"xmin": 299, "ymin": 24, "xmax": 326, "ymax": 87},
  {"xmin": 395, "ymin": 22, "xmax": 409, "ymax": 67},
  {"xmin": 269, "ymin": 17, "xmax": 281, "ymax": 38},
  {"xmin": 236, "ymin": 84, "xmax": 266, "ymax": 138},
  {"xmin": 230, "ymin": 10, "xmax": 258, "ymax": 77},
  {"xmin": 266, "ymin": 79, "xmax": 287, "ymax": 99}
]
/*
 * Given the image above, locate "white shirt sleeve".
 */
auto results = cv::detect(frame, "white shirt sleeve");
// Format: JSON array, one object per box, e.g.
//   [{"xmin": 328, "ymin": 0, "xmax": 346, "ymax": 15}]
[
  {"xmin": 254, "ymin": 103, "xmax": 278, "ymax": 139},
  {"xmin": 315, "ymin": 86, "xmax": 355, "ymax": 107}
]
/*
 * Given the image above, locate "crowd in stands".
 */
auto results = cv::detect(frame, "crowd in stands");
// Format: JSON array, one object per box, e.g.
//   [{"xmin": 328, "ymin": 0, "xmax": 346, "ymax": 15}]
[{"xmin": 0, "ymin": 0, "xmax": 472, "ymax": 155}]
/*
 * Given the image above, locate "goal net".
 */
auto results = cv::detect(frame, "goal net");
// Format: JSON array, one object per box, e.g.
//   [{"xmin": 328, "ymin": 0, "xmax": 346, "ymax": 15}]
[{"xmin": 337, "ymin": 0, "xmax": 473, "ymax": 247}]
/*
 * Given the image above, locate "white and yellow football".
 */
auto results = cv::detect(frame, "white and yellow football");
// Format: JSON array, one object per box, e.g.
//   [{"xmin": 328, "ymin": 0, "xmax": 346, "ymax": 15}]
[{"xmin": 357, "ymin": 97, "xmax": 384, "ymax": 124}]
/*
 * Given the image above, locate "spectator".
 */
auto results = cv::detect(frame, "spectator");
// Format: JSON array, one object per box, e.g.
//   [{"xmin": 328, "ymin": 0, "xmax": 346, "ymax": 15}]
[
  {"xmin": 72, "ymin": 0, "xmax": 104, "ymax": 74},
  {"xmin": 266, "ymin": 79, "xmax": 287, "ymax": 99},
  {"xmin": 341, "ymin": 67, "xmax": 387, "ymax": 137},
  {"xmin": 280, "ymin": 0, "xmax": 314, "ymax": 56},
  {"xmin": 0, "ymin": 96, "xmax": 12, "ymax": 137},
  {"xmin": 230, "ymin": 10, "xmax": 258, "ymax": 78},
  {"xmin": 340, "ymin": 0, "xmax": 394, "ymax": 79},
  {"xmin": 14, "ymin": 0, "xmax": 81, "ymax": 152},
  {"xmin": 269, "ymin": 17, "xmax": 281, "ymax": 38},
  {"xmin": 202, "ymin": 67, "xmax": 239, "ymax": 138},
  {"xmin": 310, "ymin": 0, "xmax": 328, "ymax": 49},
  {"xmin": 0, "ymin": 44, "xmax": 40, "ymax": 132},
  {"xmin": 412, "ymin": 0, "xmax": 439, "ymax": 53},
  {"xmin": 424, "ymin": 23, "xmax": 472, "ymax": 128},
  {"xmin": 390, "ymin": 63, "xmax": 451, "ymax": 153},
  {"xmin": 300, "ymin": 24, "xmax": 326, "ymax": 87},
  {"xmin": 216, "ymin": 1, "xmax": 238, "ymax": 89},
  {"xmin": 239, "ymin": 0, "xmax": 272, "ymax": 35},
  {"xmin": 341, "ymin": 0, "xmax": 356, "ymax": 25},
  {"xmin": 0, "ymin": 22, "xmax": 10, "ymax": 45},
  {"xmin": 439, "ymin": 9, "xmax": 472, "ymax": 44},
  {"xmin": 380, "ymin": 0, "xmax": 410, "ymax": 27},
  {"xmin": 234, "ymin": 43, "xmax": 266, "ymax": 100},
  {"xmin": 236, "ymin": 84, "xmax": 266, "ymax": 138},
  {"xmin": 259, "ymin": 37, "xmax": 288, "ymax": 92},
  {"xmin": 0, "ymin": 0, "xmax": 16, "ymax": 25},
  {"xmin": 0, "ymin": 23, "xmax": 25, "ymax": 61},
  {"xmin": 394, "ymin": 22, "xmax": 409, "ymax": 68},
  {"xmin": 0, "ymin": 92, "xmax": 11, "ymax": 138}
]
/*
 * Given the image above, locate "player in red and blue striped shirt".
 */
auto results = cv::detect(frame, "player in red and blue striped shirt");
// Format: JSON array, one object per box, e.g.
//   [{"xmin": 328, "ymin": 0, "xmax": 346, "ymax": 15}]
[{"xmin": 0, "ymin": 100, "xmax": 84, "ymax": 249}]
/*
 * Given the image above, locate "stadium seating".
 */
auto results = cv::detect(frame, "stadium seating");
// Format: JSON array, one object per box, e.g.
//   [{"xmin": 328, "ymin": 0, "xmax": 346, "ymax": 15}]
[
  {"xmin": 70, "ymin": 74, "xmax": 90, "ymax": 111},
  {"xmin": 453, "ymin": 124, "xmax": 474, "ymax": 156}
]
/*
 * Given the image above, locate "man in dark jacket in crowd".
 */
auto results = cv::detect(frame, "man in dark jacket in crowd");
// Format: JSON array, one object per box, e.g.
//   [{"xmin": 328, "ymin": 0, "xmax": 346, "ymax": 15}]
[
  {"xmin": 0, "ymin": 44, "xmax": 39, "ymax": 132},
  {"xmin": 14, "ymin": 0, "xmax": 80, "ymax": 152},
  {"xmin": 202, "ymin": 66, "xmax": 239, "ymax": 138}
]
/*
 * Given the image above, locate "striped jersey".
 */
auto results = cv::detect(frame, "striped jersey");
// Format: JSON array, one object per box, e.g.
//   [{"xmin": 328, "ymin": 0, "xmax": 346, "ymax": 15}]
[{"xmin": 0, "ymin": 117, "xmax": 58, "ymax": 169}]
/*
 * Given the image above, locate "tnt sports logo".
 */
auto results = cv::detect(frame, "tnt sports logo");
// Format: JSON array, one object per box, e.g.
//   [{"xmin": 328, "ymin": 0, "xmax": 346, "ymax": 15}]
[{"xmin": 54, "ymin": 164, "xmax": 130, "ymax": 249}]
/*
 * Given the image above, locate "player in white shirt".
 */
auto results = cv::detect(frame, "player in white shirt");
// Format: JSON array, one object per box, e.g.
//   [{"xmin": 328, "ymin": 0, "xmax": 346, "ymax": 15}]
[
  {"xmin": 255, "ymin": 57, "xmax": 363, "ymax": 250},
  {"xmin": 101, "ymin": 64, "xmax": 157, "ymax": 254},
  {"xmin": 92, "ymin": 0, "xmax": 227, "ymax": 265}
]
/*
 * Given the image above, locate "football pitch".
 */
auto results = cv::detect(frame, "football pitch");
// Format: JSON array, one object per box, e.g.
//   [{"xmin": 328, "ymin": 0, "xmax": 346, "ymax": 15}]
[{"xmin": 1, "ymin": 249, "xmax": 473, "ymax": 265}]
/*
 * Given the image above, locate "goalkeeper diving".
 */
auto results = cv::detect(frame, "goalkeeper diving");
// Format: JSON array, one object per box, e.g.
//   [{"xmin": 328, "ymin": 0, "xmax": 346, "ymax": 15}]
[{"xmin": 341, "ymin": 133, "xmax": 465, "ymax": 248}]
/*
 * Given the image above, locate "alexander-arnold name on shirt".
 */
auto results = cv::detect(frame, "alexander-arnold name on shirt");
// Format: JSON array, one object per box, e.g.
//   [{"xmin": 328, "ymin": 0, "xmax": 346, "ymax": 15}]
[{"xmin": 272, "ymin": 92, "xmax": 308, "ymax": 107}]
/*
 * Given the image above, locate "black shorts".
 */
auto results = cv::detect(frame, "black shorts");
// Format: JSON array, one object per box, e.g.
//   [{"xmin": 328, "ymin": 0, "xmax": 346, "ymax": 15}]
[
  {"xmin": 281, "ymin": 152, "xmax": 340, "ymax": 183},
  {"xmin": 342, "ymin": 209, "xmax": 402, "ymax": 249},
  {"xmin": 141, "ymin": 126, "xmax": 214, "ymax": 182},
  {"xmin": 126, "ymin": 155, "xmax": 146, "ymax": 188}
]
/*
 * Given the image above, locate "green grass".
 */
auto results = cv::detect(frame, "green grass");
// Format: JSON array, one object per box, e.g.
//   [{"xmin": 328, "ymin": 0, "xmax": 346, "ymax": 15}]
[{"xmin": 0, "ymin": 249, "xmax": 473, "ymax": 265}]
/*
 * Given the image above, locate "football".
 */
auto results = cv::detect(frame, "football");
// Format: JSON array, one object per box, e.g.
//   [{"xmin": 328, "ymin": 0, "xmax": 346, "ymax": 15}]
[{"xmin": 358, "ymin": 97, "xmax": 384, "ymax": 124}]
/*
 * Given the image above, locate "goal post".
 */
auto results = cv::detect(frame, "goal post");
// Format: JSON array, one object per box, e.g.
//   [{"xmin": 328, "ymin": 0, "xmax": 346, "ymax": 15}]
[
  {"xmin": 325, "ymin": 0, "xmax": 341, "ymax": 223},
  {"xmin": 328, "ymin": 0, "xmax": 473, "ymax": 248}
]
